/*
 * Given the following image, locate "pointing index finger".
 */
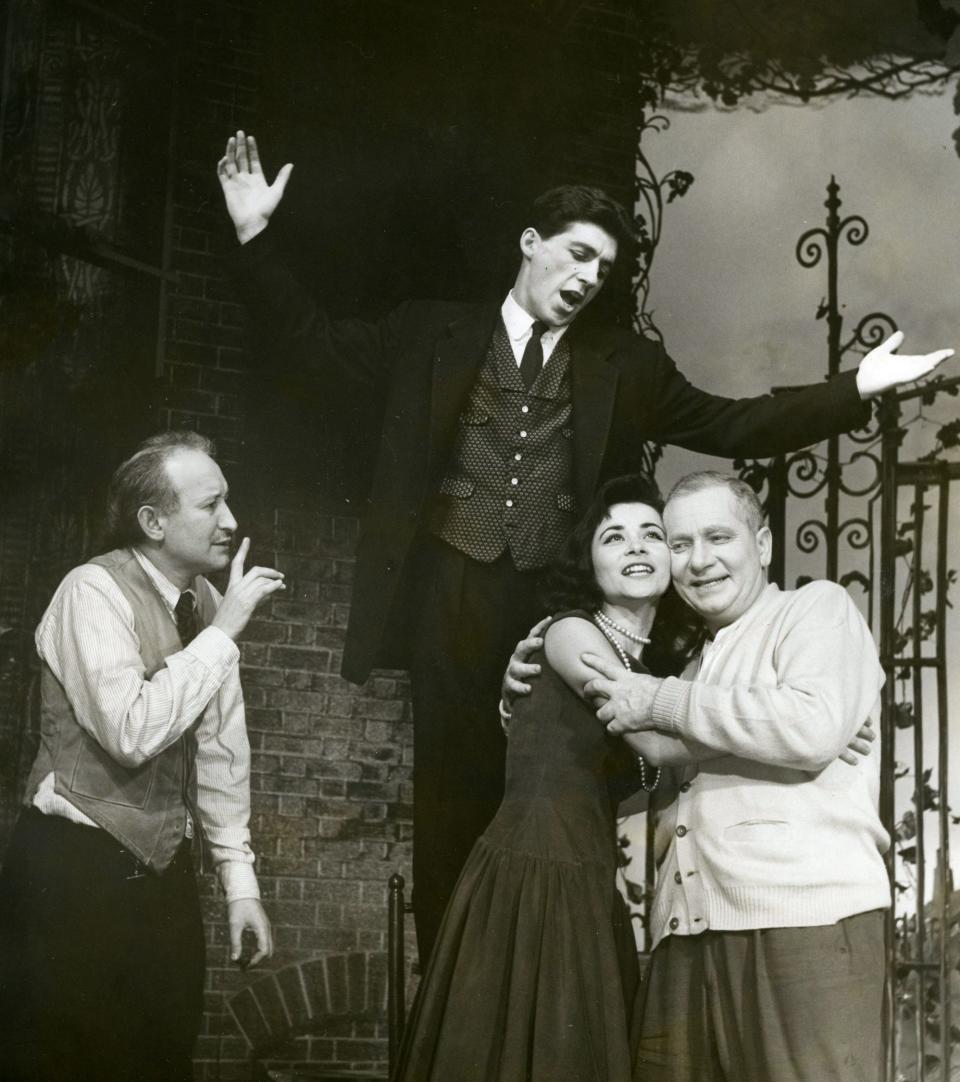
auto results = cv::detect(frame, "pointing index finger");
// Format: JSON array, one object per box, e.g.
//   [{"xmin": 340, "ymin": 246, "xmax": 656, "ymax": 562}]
[{"xmin": 230, "ymin": 537, "xmax": 250, "ymax": 586}]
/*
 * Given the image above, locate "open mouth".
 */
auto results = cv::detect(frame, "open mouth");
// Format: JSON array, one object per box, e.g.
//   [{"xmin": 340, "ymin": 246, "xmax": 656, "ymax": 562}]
[
  {"xmin": 559, "ymin": 289, "xmax": 584, "ymax": 312},
  {"xmin": 622, "ymin": 563, "xmax": 654, "ymax": 577}
]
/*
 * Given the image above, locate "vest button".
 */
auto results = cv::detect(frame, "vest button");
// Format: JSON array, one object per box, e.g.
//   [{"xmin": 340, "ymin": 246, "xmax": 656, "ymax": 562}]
[
  {"xmin": 669, "ymin": 917, "xmax": 680, "ymax": 931},
  {"xmin": 680, "ymin": 781, "xmax": 692, "ymax": 792},
  {"xmin": 674, "ymin": 871, "xmax": 682, "ymax": 884},
  {"xmin": 676, "ymin": 825, "xmax": 687, "ymax": 837}
]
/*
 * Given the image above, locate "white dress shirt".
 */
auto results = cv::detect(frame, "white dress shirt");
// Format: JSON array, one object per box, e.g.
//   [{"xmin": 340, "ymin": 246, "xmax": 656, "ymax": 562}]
[
  {"xmin": 501, "ymin": 290, "xmax": 569, "ymax": 367},
  {"xmin": 33, "ymin": 548, "xmax": 260, "ymax": 901}
]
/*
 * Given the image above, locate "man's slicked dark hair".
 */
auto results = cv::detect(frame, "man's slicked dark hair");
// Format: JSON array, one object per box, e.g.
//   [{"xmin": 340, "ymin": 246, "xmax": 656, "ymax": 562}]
[
  {"xmin": 104, "ymin": 430, "xmax": 216, "ymax": 550},
  {"xmin": 529, "ymin": 185, "xmax": 637, "ymax": 252}
]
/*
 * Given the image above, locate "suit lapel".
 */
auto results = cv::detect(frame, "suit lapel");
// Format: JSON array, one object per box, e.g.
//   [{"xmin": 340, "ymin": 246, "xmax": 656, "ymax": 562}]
[
  {"xmin": 428, "ymin": 304, "xmax": 500, "ymax": 475},
  {"xmin": 569, "ymin": 329, "xmax": 619, "ymax": 511}
]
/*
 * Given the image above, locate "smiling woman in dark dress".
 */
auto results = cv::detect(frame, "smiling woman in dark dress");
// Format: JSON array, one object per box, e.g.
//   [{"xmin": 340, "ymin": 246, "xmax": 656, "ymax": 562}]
[{"xmin": 392, "ymin": 475, "xmax": 698, "ymax": 1082}]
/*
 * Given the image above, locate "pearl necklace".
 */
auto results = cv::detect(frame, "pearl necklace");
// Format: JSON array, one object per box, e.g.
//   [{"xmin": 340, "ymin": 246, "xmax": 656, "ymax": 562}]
[
  {"xmin": 593, "ymin": 609, "xmax": 651, "ymax": 646},
  {"xmin": 592, "ymin": 617, "xmax": 634, "ymax": 671},
  {"xmin": 591, "ymin": 614, "xmax": 661, "ymax": 793}
]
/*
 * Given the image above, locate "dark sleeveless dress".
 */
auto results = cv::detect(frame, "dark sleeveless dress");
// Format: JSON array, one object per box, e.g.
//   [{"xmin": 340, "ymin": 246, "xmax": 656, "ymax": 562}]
[{"xmin": 393, "ymin": 612, "xmax": 643, "ymax": 1082}]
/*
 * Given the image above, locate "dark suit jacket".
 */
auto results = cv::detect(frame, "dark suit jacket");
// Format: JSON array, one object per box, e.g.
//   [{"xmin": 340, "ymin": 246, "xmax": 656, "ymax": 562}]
[{"xmin": 233, "ymin": 232, "xmax": 870, "ymax": 683}]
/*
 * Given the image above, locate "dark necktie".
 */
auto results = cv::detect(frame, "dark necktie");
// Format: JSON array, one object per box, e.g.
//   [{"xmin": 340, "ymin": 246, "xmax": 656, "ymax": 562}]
[
  {"xmin": 519, "ymin": 320, "xmax": 548, "ymax": 390},
  {"xmin": 174, "ymin": 590, "xmax": 201, "ymax": 844},
  {"xmin": 175, "ymin": 590, "xmax": 198, "ymax": 646}
]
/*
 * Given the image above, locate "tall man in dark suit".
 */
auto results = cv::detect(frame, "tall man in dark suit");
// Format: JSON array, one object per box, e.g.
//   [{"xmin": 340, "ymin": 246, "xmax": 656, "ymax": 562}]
[{"xmin": 216, "ymin": 131, "xmax": 952, "ymax": 962}]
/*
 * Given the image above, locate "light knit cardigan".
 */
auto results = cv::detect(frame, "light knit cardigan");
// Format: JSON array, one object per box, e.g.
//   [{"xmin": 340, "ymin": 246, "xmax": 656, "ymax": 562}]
[{"xmin": 648, "ymin": 580, "xmax": 891, "ymax": 948}]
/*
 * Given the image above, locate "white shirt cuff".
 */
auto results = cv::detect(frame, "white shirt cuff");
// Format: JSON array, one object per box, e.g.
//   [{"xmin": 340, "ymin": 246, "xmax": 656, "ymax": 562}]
[
  {"xmin": 219, "ymin": 859, "xmax": 261, "ymax": 903},
  {"xmin": 187, "ymin": 625, "xmax": 240, "ymax": 671}
]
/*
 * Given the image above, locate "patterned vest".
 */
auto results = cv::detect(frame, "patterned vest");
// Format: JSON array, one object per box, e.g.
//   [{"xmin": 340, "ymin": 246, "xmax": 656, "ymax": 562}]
[
  {"xmin": 430, "ymin": 321, "xmax": 575, "ymax": 570},
  {"xmin": 24, "ymin": 548, "xmax": 218, "ymax": 872}
]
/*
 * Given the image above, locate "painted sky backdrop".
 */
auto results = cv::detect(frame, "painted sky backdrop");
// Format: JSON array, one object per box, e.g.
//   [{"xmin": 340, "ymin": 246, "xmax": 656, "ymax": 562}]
[{"xmin": 628, "ymin": 85, "xmax": 960, "ymax": 909}]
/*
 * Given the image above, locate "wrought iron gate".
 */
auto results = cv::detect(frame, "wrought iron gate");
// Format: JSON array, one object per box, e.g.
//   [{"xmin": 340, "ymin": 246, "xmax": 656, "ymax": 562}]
[{"xmin": 735, "ymin": 178, "xmax": 959, "ymax": 1081}]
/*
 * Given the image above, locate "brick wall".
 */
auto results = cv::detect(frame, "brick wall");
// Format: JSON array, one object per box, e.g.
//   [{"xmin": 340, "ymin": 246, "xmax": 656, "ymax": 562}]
[
  {"xmin": 2, "ymin": 0, "xmax": 644, "ymax": 1077},
  {"xmin": 190, "ymin": 506, "xmax": 414, "ymax": 1079},
  {"xmin": 159, "ymin": 6, "xmax": 420, "ymax": 1073}
]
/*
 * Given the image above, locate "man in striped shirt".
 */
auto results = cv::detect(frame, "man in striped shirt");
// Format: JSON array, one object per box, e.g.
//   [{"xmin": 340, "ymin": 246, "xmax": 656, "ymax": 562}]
[{"xmin": 0, "ymin": 430, "xmax": 285, "ymax": 1082}]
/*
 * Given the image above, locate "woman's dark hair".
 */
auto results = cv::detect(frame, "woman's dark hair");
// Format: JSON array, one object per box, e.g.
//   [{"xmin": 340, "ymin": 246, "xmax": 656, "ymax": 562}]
[{"xmin": 540, "ymin": 473, "xmax": 704, "ymax": 676}]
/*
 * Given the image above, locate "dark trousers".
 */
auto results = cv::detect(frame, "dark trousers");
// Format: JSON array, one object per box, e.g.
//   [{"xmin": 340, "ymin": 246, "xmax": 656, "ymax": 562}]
[
  {"xmin": 409, "ymin": 538, "xmax": 542, "ymax": 964},
  {"xmin": 634, "ymin": 910, "xmax": 886, "ymax": 1082},
  {"xmin": 0, "ymin": 807, "xmax": 205, "ymax": 1082}
]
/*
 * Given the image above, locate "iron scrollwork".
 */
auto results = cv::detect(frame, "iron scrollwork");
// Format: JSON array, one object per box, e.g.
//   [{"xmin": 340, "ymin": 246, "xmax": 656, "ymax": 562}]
[{"xmin": 738, "ymin": 178, "xmax": 897, "ymax": 589}]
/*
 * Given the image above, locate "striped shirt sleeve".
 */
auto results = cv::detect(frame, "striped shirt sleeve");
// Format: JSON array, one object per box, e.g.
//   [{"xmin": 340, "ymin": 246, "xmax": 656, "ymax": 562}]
[{"xmin": 36, "ymin": 564, "xmax": 259, "ymax": 901}]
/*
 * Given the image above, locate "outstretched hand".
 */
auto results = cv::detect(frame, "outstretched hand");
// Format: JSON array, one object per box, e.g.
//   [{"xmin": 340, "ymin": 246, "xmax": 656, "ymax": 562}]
[
  {"xmin": 216, "ymin": 131, "xmax": 293, "ymax": 245},
  {"xmin": 856, "ymin": 331, "xmax": 954, "ymax": 399}
]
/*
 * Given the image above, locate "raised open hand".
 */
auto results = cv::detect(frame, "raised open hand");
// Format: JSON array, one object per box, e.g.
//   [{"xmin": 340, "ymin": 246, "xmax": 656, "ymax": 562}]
[{"xmin": 216, "ymin": 131, "xmax": 293, "ymax": 244}]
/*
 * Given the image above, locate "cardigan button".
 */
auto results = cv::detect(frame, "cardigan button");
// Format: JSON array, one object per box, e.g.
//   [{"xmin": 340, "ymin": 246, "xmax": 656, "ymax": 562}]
[{"xmin": 676, "ymin": 825, "xmax": 687, "ymax": 837}]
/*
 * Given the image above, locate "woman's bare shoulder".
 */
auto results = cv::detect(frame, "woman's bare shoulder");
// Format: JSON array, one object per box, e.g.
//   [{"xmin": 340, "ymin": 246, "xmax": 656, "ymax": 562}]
[{"xmin": 544, "ymin": 615, "xmax": 618, "ymax": 697}]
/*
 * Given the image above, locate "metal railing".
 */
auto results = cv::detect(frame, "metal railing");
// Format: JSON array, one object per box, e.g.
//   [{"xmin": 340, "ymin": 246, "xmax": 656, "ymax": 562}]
[{"xmin": 736, "ymin": 179, "xmax": 958, "ymax": 1081}]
